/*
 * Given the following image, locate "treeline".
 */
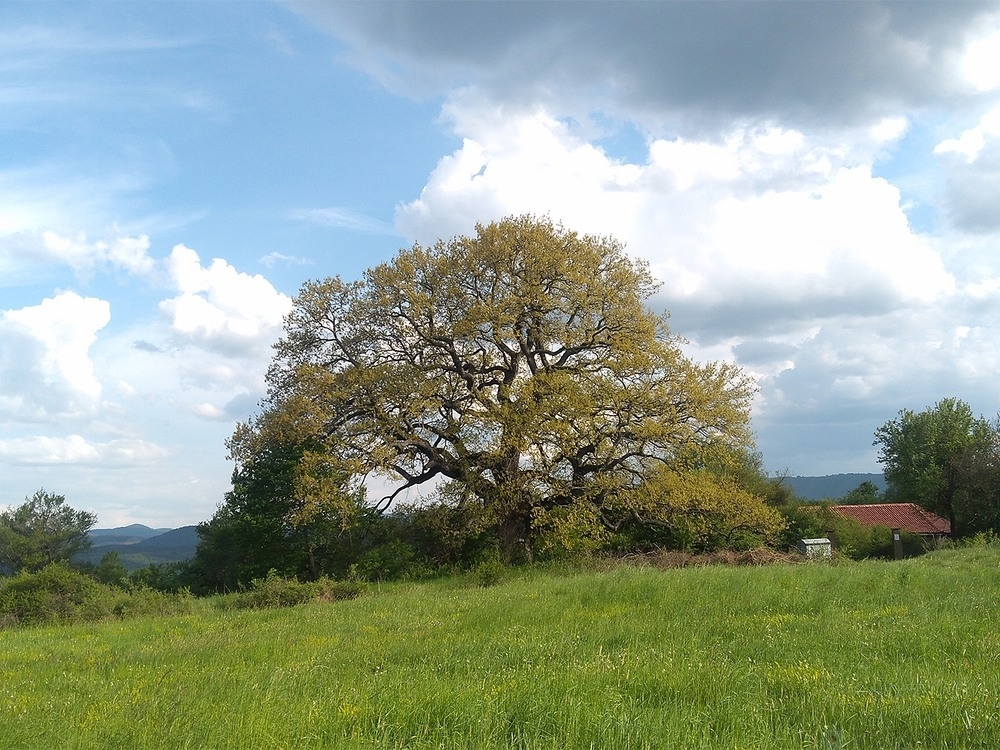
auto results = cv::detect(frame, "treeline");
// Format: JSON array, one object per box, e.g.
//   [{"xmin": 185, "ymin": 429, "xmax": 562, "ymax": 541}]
[
  {"xmin": 3, "ymin": 412, "xmax": 999, "ymax": 613},
  {"xmin": 188, "ymin": 456, "xmax": 787, "ymax": 594}
]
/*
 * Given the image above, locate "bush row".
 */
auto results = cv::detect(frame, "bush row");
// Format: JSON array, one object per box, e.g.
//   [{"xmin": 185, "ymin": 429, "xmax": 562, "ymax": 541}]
[
  {"xmin": 0, "ymin": 564, "xmax": 194, "ymax": 628},
  {"xmin": 225, "ymin": 569, "xmax": 365, "ymax": 610},
  {"xmin": 0, "ymin": 563, "xmax": 364, "ymax": 629}
]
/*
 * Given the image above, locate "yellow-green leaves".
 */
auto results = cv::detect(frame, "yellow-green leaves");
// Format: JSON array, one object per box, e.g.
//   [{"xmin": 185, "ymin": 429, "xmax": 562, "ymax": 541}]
[
  {"xmin": 622, "ymin": 467, "xmax": 786, "ymax": 551},
  {"xmin": 244, "ymin": 215, "xmax": 764, "ymax": 555}
]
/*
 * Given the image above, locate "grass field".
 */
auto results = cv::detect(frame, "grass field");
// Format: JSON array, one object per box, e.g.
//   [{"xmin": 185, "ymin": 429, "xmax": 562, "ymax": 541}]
[{"xmin": 2, "ymin": 547, "xmax": 999, "ymax": 749}]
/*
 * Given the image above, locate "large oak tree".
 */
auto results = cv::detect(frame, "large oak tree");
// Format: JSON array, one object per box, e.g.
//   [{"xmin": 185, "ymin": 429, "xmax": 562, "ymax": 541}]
[{"xmin": 231, "ymin": 216, "xmax": 779, "ymax": 559}]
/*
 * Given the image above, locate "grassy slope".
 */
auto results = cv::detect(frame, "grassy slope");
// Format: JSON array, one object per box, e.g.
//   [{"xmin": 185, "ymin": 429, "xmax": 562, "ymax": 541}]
[{"xmin": 2, "ymin": 548, "xmax": 999, "ymax": 749}]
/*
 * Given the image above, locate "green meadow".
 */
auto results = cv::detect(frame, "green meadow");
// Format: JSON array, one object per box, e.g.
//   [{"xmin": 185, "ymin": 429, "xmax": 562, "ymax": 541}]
[{"xmin": 2, "ymin": 548, "xmax": 999, "ymax": 749}]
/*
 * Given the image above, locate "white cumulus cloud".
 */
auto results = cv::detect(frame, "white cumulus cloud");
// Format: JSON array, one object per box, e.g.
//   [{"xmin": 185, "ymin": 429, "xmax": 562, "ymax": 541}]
[
  {"xmin": 159, "ymin": 244, "xmax": 292, "ymax": 355},
  {"xmin": 0, "ymin": 291, "xmax": 110, "ymax": 420},
  {"xmin": 960, "ymin": 24, "xmax": 1000, "ymax": 92},
  {"xmin": 40, "ymin": 230, "xmax": 156, "ymax": 277},
  {"xmin": 935, "ymin": 105, "xmax": 1000, "ymax": 163},
  {"xmin": 397, "ymin": 107, "xmax": 953, "ymax": 340}
]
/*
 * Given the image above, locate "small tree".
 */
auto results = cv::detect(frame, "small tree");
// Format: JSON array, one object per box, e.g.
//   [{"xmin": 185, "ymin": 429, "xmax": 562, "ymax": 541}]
[
  {"xmin": 840, "ymin": 481, "xmax": 883, "ymax": 505},
  {"xmin": 0, "ymin": 490, "xmax": 97, "ymax": 575},
  {"xmin": 93, "ymin": 551, "xmax": 129, "ymax": 587},
  {"xmin": 191, "ymin": 433, "xmax": 371, "ymax": 591}
]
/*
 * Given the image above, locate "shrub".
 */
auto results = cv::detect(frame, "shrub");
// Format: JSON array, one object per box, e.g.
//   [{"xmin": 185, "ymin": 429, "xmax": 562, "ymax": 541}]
[
  {"xmin": 960, "ymin": 530, "xmax": 1000, "ymax": 548},
  {"xmin": 469, "ymin": 548, "xmax": 506, "ymax": 587},
  {"xmin": 112, "ymin": 586, "xmax": 196, "ymax": 619},
  {"xmin": 0, "ymin": 563, "xmax": 199, "ymax": 629},
  {"xmin": 391, "ymin": 500, "xmax": 493, "ymax": 569},
  {"xmin": 355, "ymin": 540, "xmax": 419, "ymax": 581},
  {"xmin": 0, "ymin": 563, "xmax": 103, "ymax": 626},
  {"xmin": 129, "ymin": 562, "xmax": 193, "ymax": 593},
  {"xmin": 229, "ymin": 570, "xmax": 364, "ymax": 610}
]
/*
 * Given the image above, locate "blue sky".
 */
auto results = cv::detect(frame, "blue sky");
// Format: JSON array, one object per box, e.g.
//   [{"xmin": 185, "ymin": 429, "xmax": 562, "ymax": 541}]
[{"xmin": 3, "ymin": 1, "xmax": 1000, "ymax": 527}]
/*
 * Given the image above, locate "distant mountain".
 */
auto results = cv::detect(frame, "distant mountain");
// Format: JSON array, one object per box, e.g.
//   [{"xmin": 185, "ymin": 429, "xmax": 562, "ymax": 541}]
[
  {"xmin": 130, "ymin": 526, "xmax": 199, "ymax": 556},
  {"xmin": 784, "ymin": 473, "xmax": 886, "ymax": 501},
  {"xmin": 88, "ymin": 524, "xmax": 172, "ymax": 547},
  {"xmin": 77, "ymin": 525, "xmax": 199, "ymax": 570}
]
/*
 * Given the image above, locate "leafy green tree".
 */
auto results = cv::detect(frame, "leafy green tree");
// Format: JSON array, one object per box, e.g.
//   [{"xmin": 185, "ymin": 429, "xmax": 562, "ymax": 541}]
[
  {"xmin": 93, "ymin": 551, "xmax": 129, "ymax": 587},
  {"xmin": 953, "ymin": 421, "xmax": 1000, "ymax": 534},
  {"xmin": 191, "ymin": 433, "xmax": 371, "ymax": 591},
  {"xmin": 128, "ymin": 561, "xmax": 191, "ymax": 593},
  {"xmin": 874, "ymin": 398, "xmax": 994, "ymax": 536},
  {"xmin": 608, "ymin": 463, "xmax": 786, "ymax": 552},
  {"xmin": 237, "ymin": 215, "xmax": 769, "ymax": 561},
  {"xmin": 0, "ymin": 490, "xmax": 97, "ymax": 575},
  {"xmin": 191, "ymin": 438, "xmax": 309, "ymax": 591}
]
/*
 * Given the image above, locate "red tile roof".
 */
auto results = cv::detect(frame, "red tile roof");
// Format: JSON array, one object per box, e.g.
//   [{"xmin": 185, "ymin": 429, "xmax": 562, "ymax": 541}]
[{"xmin": 831, "ymin": 503, "xmax": 951, "ymax": 535}]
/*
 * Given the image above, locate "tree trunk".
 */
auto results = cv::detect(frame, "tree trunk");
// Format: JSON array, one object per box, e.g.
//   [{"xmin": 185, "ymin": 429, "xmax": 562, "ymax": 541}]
[{"xmin": 497, "ymin": 507, "xmax": 533, "ymax": 564}]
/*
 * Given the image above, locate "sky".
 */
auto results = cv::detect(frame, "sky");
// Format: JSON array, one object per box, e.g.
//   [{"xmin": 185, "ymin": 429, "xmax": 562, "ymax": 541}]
[{"xmin": 3, "ymin": 1, "xmax": 1000, "ymax": 528}]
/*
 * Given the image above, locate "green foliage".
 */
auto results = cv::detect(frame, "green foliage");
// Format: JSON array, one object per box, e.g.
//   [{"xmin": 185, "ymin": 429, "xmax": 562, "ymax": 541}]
[
  {"xmin": 839, "ymin": 480, "xmax": 883, "ymax": 505},
  {"xmin": 196, "ymin": 482, "xmax": 498, "ymax": 588},
  {"xmin": 469, "ymin": 555, "xmax": 505, "ymax": 587},
  {"xmin": 960, "ymin": 529, "xmax": 1000, "ymax": 548},
  {"xmin": 605, "ymin": 461, "xmax": 787, "ymax": 554},
  {"xmin": 128, "ymin": 562, "xmax": 193, "ymax": 593},
  {"xmin": 227, "ymin": 570, "xmax": 364, "ymax": 610},
  {"xmin": 875, "ymin": 397, "xmax": 1000, "ymax": 536},
  {"xmin": 723, "ymin": 448, "xmax": 799, "ymax": 508},
  {"xmin": 222, "ymin": 215, "xmax": 761, "ymax": 577},
  {"xmin": 392, "ymin": 496, "xmax": 492, "ymax": 568},
  {"xmin": 92, "ymin": 551, "xmax": 129, "ymax": 587},
  {"xmin": 349, "ymin": 539, "xmax": 408, "ymax": 581},
  {"xmin": 0, "ymin": 489, "xmax": 97, "ymax": 575},
  {"xmin": 0, "ymin": 563, "xmax": 197, "ymax": 628},
  {"xmin": 0, "ymin": 563, "xmax": 102, "ymax": 627},
  {"xmin": 531, "ymin": 500, "xmax": 609, "ymax": 556},
  {"xmin": 190, "ymin": 448, "xmax": 372, "ymax": 592}
]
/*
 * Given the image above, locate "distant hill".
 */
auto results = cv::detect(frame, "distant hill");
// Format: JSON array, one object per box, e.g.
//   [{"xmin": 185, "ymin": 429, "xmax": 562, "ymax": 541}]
[
  {"xmin": 784, "ymin": 473, "xmax": 886, "ymax": 501},
  {"xmin": 130, "ymin": 526, "xmax": 199, "ymax": 556},
  {"xmin": 77, "ymin": 525, "xmax": 199, "ymax": 570},
  {"xmin": 88, "ymin": 524, "xmax": 172, "ymax": 547}
]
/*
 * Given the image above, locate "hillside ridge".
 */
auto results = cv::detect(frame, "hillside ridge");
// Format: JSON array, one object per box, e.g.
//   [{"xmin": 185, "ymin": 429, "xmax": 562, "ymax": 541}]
[
  {"xmin": 78, "ymin": 525, "xmax": 199, "ymax": 570},
  {"xmin": 784, "ymin": 473, "xmax": 886, "ymax": 501}
]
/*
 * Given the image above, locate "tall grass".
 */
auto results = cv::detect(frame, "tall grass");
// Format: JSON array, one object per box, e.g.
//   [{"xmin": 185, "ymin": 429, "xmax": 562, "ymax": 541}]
[{"xmin": 2, "ymin": 548, "xmax": 999, "ymax": 748}]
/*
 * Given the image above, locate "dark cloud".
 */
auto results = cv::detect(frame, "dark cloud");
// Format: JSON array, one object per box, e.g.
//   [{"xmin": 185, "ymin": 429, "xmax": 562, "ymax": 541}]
[
  {"xmin": 657, "ymin": 285, "xmax": 900, "ymax": 344},
  {"xmin": 942, "ymin": 144, "xmax": 1000, "ymax": 232},
  {"xmin": 732, "ymin": 339, "xmax": 798, "ymax": 367},
  {"xmin": 224, "ymin": 391, "xmax": 260, "ymax": 419},
  {"xmin": 295, "ymin": 1, "xmax": 998, "ymax": 131},
  {"xmin": 133, "ymin": 339, "xmax": 163, "ymax": 353}
]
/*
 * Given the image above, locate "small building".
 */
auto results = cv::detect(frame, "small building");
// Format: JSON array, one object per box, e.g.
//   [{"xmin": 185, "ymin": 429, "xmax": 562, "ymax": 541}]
[
  {"xmin": 830, "ymin": 503, "xmax": 951, "ymax": 540},
  {"xmin": 797, "ymin": 537, "xmax": 832, "ymax": 558}
]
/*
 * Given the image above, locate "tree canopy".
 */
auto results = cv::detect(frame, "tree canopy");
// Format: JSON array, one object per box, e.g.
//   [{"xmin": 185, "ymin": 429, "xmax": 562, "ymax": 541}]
[
  {"xmin": 0, "ymin": 489, "xmax": 96, "ymax": 575},
  {"xmin": 874, "ymin": 397, "xmax": 998, "ymax": 536},
  {"xmin": 226, "ymin": 215, "xmax": 781, "ymax": 562}
]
